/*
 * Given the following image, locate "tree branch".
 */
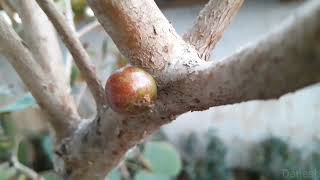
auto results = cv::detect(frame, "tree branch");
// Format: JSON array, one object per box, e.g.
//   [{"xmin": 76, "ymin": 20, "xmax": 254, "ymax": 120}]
[
  {"xmin": 87, "ymin": 0, "xmax": 205, "ymax": 87},
  {"xmin": 0, "ymin": 17, "xmax": 81, "ymax": 139},
  {"xmin": 9, "ymin": 0, "xmax": 70, "ymax": 94},
  {"xmin": 0, "ymin": 0, "xmax": 16, "ymax": 24},
  {"xmin": 167, "ymin": 0, "xmax": 320, "ymax": 112},
  {"xmin": 64, "ymin": 0, "xmax": 75, "ymax": 31},
  {"xmin": 3, "ymin": 0, "xmax": 318, "ymax": 179},
  {"xmin": 57, "ymin": 0, "xmax": 320, "ymax": 179},
  {"xmin": 77, "ymin": 20, "xmax": 101, "ymax": 38},
  {"xmin": 36, "ymin": 0, "xmax": 107, "ymax": 109},
  {"xmin": 64, "ymin": 0, "xmax": 75, "ymax": 84},
  {"xmin": 11, "ymin": 138, "xmax": 44, "ymax": 180},
  {"xmin": 183, "ymin": 0, "xmax": 244, "ymax": 61}
]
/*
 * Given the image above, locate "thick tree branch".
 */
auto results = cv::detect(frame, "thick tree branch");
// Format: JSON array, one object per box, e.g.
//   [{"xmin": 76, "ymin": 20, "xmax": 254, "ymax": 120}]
[
  {"xmin": 36, "ymin": 0, "xmax": 107, "ymax": 109},
  {"xmin": 3, "ymin": 0, "xmax": 317, "ymax": 179},
  {"xmin": 166, "ymin": 0, "xmax": 320, "ymax": 112},
  {"xmin": 87, "ymin": 0, "xmax": 205, "ymax": 87},
  {"xmin": 58, "ymin": 0, "xmax": 320, "ymax": 179},
  {"xmin": 0, "ymin": 17, "xmax": 80, "ymax": 139},
  {"xmin": 183, "ymin": 0, "xmax": 244, "ymax": 61},
  {"xmin": 9, "ymin": 0, "xmax": 70, "ymax": 94}
]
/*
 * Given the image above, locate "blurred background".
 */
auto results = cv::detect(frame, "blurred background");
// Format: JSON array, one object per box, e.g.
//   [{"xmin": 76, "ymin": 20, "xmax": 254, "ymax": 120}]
[{"xmin": 0, "ymin": 0, "xmax": 319, "ymax": 179}]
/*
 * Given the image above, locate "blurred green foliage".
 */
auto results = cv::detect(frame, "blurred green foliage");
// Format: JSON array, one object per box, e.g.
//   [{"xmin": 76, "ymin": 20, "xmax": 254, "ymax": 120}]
[
  {"xmin": 0, "ymin": 93, "xmax": 36, "ymax": 114},
  {"xmin": 2, "ymin": 111, "xmax": 320, "ymax": 180},
  {"xmin": 134, "ymin": 171, "xmax": 171, "ymax": 180},
  {"xmin": 0, "ymin": 112, "xmax": 54, "ymax": 179},
  {"xmin": 251, "ymin": 137, "xmax": 320, "ymax": 180},
  {"xmin": 0, "ymin": 165, "xmax": 16, "ymax": 180},
  {"xmin": 2, "ymin": 102, "xmax": 320, "ymax": 180},
  {"xmin": 143, "ymin": 142, "xmax": 182, "ymax": 177},
  {"xmin": 180, "ymin": 130, "xmax": 234, "ymax": 180},
  {"xmin": 71, "ymin": 0, "xmax": 87, "ymax": 16}
]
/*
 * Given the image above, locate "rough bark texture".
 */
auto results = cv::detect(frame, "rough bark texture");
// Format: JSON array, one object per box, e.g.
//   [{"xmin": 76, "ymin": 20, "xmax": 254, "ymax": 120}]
[
  {"xmin": 48, "ymin": 0, "xmax": 320, "ymax": 179},
  {"xmin": 88, "ymin": 0, "xmax": 205, "ymax": 87},
  {"xmin": 0, "ymin": 0, "xmax": 320, "ymax": 179},
  {"xmin": 183, "ymin": 0, "xmax": 244, "ymax": 60},
  {"xmin": 36, "ymin": 0, "xmax": 107, "ymax": 109},
  {"xmin": 0, "ymin": 17, "xmax": 80, "ymax": 139},
  {"xmin": 9, "ymin": 0, "xmax": 68, "ymax": 89}
]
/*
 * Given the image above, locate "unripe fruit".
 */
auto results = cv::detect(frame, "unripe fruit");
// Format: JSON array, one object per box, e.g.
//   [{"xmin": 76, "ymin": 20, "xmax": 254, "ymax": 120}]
[{"xmin": 105, "ymin": 66, "xmax": 157, "ymax": 115}]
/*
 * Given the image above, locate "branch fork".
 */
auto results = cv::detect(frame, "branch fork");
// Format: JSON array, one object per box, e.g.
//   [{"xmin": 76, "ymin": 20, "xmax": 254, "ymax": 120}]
[{"xmin": 0, "ymin": 0, "xmax": 319, "ymax": 179}]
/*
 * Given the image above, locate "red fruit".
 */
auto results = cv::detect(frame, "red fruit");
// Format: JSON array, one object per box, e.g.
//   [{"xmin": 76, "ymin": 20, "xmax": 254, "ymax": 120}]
[{"xmin": 105, "ymin": 66, "xmax": 157, "ymax": 115}]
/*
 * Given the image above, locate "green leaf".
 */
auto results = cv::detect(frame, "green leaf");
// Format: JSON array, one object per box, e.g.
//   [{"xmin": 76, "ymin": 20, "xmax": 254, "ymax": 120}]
[
  {"xmin": 71, "ymin": 0, "xmax": 87, "ymax": 15},
  {"xmin": 134, "ymin": 171, "xmax": 171, "ymax": 180},
  {"xmin": 54, "ymin": 0, "xmax": 66, "ymax": 12},
  {"xmin": 0, "ymin": 135, "xmax": 14, "ymax": 160},
  {"xmin": 70, "ymin": 66, "xmax": 81, "ymax": 85},
  {"xmin": 42, "ymin": 135, "xmax": 54, "ymax": 163},
  {"xmin": 107, "ymin": 169, "xmax": 121, "ymax": 180},
  {"xmin": 0, "ymin": 136, "xmax": 13, "ymax": 150},
  {"xmin": 143, "ymin": 142, "xmax": 182, "ymax": 176},
  {"xmin": 0, "ymin": 113, "xmax": 16, "ymax": 142},
  {"xmin": 0, "ymin": 93, "xmax": 36, "ymax": 113},
  {"xmin": 0, "ymin": 166, "xmax": 16, "ymax": 180},
  {"xmin": 42, "ymin": 171, "xmax": 59, "ymax": 180},
  {"xmin": 18, "ymin": 174, "xmax": 27, "ymax": 180},
  {"xmin": 18, "ymin": 141, "xmax": 30, "ymax": 166}
]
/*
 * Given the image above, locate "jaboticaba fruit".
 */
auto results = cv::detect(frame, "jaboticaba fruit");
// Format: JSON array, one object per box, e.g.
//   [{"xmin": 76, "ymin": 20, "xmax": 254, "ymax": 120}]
[{"xmin": 105, "ymin": 66, "xmax": 157, "ymax": 115}]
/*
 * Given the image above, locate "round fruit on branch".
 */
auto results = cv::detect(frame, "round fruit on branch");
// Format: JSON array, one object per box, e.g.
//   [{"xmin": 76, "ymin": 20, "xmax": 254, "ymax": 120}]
[{"xmin": 105, "ymin": 66, "xmax": 157, "ymax": 115}]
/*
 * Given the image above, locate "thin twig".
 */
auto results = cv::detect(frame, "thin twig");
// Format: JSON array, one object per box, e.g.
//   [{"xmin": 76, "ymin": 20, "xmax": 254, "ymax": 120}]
[
  {"xmin": 11, "ymin": 156, "xmax": 44, "ymax": 180},
  {"xmin": 65, "ymin": 51, "xmax": 73, "ymax": 81},
  {"xmin": 183, "ymin": 0, "xmax": 244, "ymax": 61},
  {"xmin": 64, "ymin": 0, "xmax": 75, "ymax": 30},
  {"xmin": 74, "ymin": 21, "xmax": 102, "ymax": 107},
  {"xmin": 64, "ymin": 0, "xmax": 76, "ymax": 82},
  {"xmin": 120, "ymin": 163, "xmax": 131, "ymax": 180},
  {"xmin": 67, "ymin": 20, "xmax": 101, "ymax": 81},
  {"xmin": 11, "ymin": 138, "xmax": 44, "ymax": 180},
  {"xmin": 77, "ymin": 20, "xmax": 100, "ymax": 38},
  {"xmin": 66, "ymin": 20, "xmax": 101, "ymax": 83},
  {"xmin": 75, "ymin": 83, "xmax": 88, "ymax": 107},
  {"xmin": 0, "ymin": 16, "xmax": 80, "ymax": 139},
  {"xmin": 0, "ymin": 0, "xmax": 15, "ymax": 23},
  {"xmin": 36, "ymin": 0, "xmax": 107, "ymax": 109},
  {"xmin": 10, "ymin": 0, "xmax": 70, "ymax": 92}
]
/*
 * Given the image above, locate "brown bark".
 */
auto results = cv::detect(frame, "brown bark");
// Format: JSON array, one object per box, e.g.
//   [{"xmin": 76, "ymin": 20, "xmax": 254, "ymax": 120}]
[
  {"xmin": 183, "ymin": 0, "xmax": 244, "ymax": 61},
  {"xmin": 10, "ymin": 0, "xmax": 70, "ymax": 94},
  {"xmin": 0, "ymin": 17, "xmax": 80, "ymax": 139},
  {"xmin": 49, "ymin": 0, "xmax": 319, "ymax": 179},
  {"xmin": 88, "ymin": 0, "xmax": 204, "ymax": 87},
  {"xmin": 0, "ymin": 0, "xmax": 319, "ymax": 179},
  {"xmin": 36, "ymin": 0, "xmax": 107, "ymax": 109}
]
